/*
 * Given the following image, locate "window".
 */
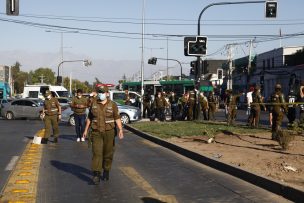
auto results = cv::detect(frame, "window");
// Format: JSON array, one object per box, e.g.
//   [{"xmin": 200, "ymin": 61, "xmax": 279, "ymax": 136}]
[
  {"xmin": 0, "ymin": 89, "xmax": 3, "ymax": 99},
  {"xmin": 29, "ymin": 91, "xmax": 38, "ymax": 98},
  {"xmin": 272, "ymin": 57, "xmax": 275, "ymax": 68},
  {"xmin": 24, "ymin": 100, "xmax": 35, "ymax": 107},
  {"xmin": 57, "ymin": 91, "xmax": 69, "ymax": 97},
  {"xmin": 11, "ymin": 100, "xmax": 24, "ymax": 106},
  {"xmin": 113, "ymin": 93, "xmax": 125, "ymax": 100},
  {"xmin": 267, "ymin": 59, "xmax": 270, "ymax": 69}
]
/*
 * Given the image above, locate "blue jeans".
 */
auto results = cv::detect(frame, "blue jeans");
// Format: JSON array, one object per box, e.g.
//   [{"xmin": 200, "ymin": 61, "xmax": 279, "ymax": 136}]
[{"xmin": 74, "ymin": 114, "xmax": 86, "ymax": 139}]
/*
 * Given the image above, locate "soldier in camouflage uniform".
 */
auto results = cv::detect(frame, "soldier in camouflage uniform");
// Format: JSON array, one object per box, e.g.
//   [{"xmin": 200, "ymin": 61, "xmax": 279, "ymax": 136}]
[
  {"xmin": 270, "ymin": 84, "xmax": 287, "ymax": 140},
  {"xmin": 188, "ymin": 90, "xmax": 196, "ymax": 121}
]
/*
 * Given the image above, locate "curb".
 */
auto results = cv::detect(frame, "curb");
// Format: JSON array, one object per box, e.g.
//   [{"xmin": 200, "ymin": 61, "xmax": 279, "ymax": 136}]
[{"xmin": 125, "ymin": 124, "xmax": 304, "ymax": 203}]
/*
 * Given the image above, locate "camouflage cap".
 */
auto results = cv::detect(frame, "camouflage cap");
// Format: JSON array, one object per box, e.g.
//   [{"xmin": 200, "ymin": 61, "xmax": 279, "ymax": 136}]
[
  {"xmin": 45, "ymin": 90, "xmax": 51, "ymax": 96},
  {"xmin": 96, "ymin": 85, "xmax": 109, "ymax": 93}
]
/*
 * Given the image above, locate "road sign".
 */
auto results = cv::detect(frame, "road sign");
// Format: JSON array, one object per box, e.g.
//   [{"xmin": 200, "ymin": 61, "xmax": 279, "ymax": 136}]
[
  {"xmin": 186, "ymin": 36, "xmax": 207, "ymax": 56},
  {"xmin": 265, "ymin": 1, "xmax": 277, "ymax": 18}
]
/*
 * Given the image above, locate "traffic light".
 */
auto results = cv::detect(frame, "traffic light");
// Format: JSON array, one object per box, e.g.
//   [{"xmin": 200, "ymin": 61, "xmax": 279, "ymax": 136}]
[
  {"xmin": 57, "ymin": 76, "xmax": 63, "ymax": 85},
  {"xmin": 6, "ymin": 0, "xmax": 19, "ymax": 16},
  {"xmin": 83, "ymin": 59, "xmax": 92, "ymax": 67},
  {"xmin": 184, "ymin": 37, "xmax": 196, "ymax": 56},
  {"xmin": 187, "ymin": 36, "xmax": 207, "ymax": 56},
  {"xmin": 148, "ymin": 57, "xmax": 157, "ymax": 65},
  {"xmin": 217, "ymin": 69, "xmax": 223, "ymax": 80},
  {"xmin": 265, "ymin": 1, "xmax": 277, "ymax": 18}
]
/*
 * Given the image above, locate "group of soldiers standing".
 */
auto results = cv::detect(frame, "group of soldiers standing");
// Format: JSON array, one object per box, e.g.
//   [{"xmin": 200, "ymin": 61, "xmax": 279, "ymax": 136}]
[{"xmin": 139, "ymin": 89, "xmax": 218, "ymax": 122}]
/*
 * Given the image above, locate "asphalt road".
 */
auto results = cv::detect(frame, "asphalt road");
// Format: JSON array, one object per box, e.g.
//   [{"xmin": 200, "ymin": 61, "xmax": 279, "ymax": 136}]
[
  {"xmin": 36, "ymin": 124, "xmax": 290, "ymax": 203},
  {"xmin": 0, "ymin": 120, "xmax": 44, "ymax": 192}
]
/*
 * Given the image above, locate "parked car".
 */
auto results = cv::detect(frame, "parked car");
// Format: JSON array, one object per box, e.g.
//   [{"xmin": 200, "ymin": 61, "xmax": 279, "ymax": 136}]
[
  {"xmin": 1, "ymin": 99, "xmax": 44, "ymax": 120},
  {"xmin": 57, "ymin": 97, "xmax": 71, "ymax": 107},
  {"xmin": 61, "ymin": 101, "xmax": 141, "ymax": 126}
]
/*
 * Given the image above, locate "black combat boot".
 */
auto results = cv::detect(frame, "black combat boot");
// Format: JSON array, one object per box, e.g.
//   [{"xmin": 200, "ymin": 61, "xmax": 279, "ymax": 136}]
[
  {"xmin": 92, "ymin": 171, "xmax": 101, "ymax": 185},
  {"xmin": 41, "ymin": 138, "xmax": 48, "ymax": 144},
  {"xmin": 102, "ymin": 170, "xmax": 109, "ymax": 181},
  {"xmin": 54, "ymin": 138, "xmax": 58, "ymax": 143}
]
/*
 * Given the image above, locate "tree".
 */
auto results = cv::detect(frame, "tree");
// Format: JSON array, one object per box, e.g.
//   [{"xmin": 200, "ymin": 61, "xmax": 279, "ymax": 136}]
[
  {"xmin": 289, "ymin": 48, "xmax": 304, "ymax": 66},
  {"xmin": 29, "ymin": 68, "xmax": 56, "ymax": 84},
  {"xmin": 10, "ymin": 62, "xmax": 29, "ymax": 94}
]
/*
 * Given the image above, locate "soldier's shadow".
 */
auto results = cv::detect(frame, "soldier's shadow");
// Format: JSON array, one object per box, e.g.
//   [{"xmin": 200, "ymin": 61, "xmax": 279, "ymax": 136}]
[{"xmin": 50, "ymin": 160, "xmax": 94, "ymax": 185}]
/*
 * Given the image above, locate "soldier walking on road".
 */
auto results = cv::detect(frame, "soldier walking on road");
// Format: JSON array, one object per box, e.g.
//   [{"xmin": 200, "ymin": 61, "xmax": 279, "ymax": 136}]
[
  {"xmin": 207, "ymin": 91, "xmax": 217, "ymax": 121},
  {"xmin": 42, "ymin": 90, "xmax": 61, "ymax": 144},
  {"xmin": 248, "ymin": 85, "xmax": 266, "ymax": 128},
  {"xmin": 83, "ymin": 85, "xmax": 124, "ymax": 185},
  {"xmin": 270, "ymin": 84, "xmax": 287, "ymax": 140},
  {"xmin": 71, "ymin": 89, "xmax": 88, "ymax": 142}
]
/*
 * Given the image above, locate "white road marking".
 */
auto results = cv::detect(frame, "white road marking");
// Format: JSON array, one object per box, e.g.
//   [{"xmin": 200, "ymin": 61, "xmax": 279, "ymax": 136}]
[{"xmin": 5, "ymin": 156, "xmax": 19, "ymax": 171}]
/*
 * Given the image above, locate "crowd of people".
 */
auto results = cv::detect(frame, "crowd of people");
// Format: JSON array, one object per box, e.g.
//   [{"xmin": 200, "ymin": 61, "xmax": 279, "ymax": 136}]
[{"xmin": 123, "ymin": 82, "xmax": 304, "ymax": 140}]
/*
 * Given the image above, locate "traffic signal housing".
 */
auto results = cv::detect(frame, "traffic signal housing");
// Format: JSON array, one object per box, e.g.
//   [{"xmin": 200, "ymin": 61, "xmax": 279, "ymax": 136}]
[
  {"xmin": 148, "ymin": 57, "xmax": 157, "ymax": 65},
  {"xmin": 187, "ymin": 36, "xmax": 207, "ymax": 56},
  {"xmin": 217, "ymin": 69, "xmax": 223, "ymax": 80},
  {"xmin": 6, "ymin": 0, "xmax": 19, "ymax": 16},
  {"xmin": 265, "ymin": 1, "xmax": 277, "ymax": 18}
]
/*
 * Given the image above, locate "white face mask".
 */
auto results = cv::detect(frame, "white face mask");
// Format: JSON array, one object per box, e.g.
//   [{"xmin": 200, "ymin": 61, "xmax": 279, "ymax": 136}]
[
  {"xmin": 98, "ymin": 93, "xmax": 107, "ymax": 101},
  {"xmin": 77, "ymin": 95, "xmax": 82, "ymax": 98},
  {"xmin": 47, "ymin": 95, "xmax": 51, "ymax": 99}
]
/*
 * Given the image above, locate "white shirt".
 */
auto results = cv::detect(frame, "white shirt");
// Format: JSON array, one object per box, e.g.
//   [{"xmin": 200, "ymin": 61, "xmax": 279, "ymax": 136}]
[{"xmin": 246, "ymin": 91, "xmax": 253, "ymax": 106}]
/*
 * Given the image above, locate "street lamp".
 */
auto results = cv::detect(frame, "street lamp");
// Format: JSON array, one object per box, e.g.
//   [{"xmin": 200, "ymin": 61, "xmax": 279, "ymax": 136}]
[
  {"xmin": 148, "ymin": 57, "xmax": 183, "ymax": 80},
  {"xmin": 56, "ymin": 59, "xmax": 92, "ymax": 85}
]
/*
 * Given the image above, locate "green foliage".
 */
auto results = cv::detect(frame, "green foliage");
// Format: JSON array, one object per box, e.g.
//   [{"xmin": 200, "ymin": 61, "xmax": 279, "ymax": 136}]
[
  {"xmin": 28, "ymin": 67, "xmax": 56, "ymax": 84},
  {"xmin": 11, "ymin": 62, "xmax": 29, "ymax": 94},
  {"xmin": 289, "ymin": 48, "xmax": 304, "ymax": 66},
  {"xmin": 62, "ymin": 77, "xmax": 92, "ymax": 95}
]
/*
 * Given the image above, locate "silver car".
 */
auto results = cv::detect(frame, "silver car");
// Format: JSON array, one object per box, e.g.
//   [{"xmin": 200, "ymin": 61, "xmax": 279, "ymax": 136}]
[
  {"xmin": 61, "ymin": 102, "xmax": 141, "ymax": 126},
  {"xmin": 1, "ymin": 99, "xmax": 44, "ymax": 120}
]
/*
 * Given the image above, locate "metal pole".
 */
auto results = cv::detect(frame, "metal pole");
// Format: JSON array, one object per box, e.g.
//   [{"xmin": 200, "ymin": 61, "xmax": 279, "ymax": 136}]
[
  {"xmin": 167, "ymin": 37, "xmax": 169, "ymax": 81},
  {"xmin": 154, "ymin": 57, "xmax": 183, "ymax": 80},
  {"xmin": 61, "ymin": 32, "xmax": 64, "ymax": 76},
  {"xmin": 140, "ymin": 0, "xmax": 145, "ymax": 114}
]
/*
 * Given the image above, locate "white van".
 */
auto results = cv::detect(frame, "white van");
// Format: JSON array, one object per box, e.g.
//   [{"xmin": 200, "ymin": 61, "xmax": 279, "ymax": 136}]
[{"xmin": 22, "ymin": 84, "xmax": 69, "ymax": 99}]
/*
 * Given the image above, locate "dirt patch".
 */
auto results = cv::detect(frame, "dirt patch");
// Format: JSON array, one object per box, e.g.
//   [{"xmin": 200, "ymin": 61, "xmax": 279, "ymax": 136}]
[{"xmin": 167, "ymin": 132, "xmax": 304, "ymax": 191}]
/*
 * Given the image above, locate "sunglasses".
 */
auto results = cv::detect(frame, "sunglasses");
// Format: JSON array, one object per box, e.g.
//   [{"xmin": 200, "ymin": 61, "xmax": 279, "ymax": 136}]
[{"xmin": 98, "ymin": 90, "xmax": 106, "ymax": 93}]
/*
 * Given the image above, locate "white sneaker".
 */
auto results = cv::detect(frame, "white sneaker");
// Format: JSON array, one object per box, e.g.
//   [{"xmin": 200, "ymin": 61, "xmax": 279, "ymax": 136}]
[
  {"xmin": 76, "ymin": 138, "xmax": 80, "ymax": 142},
  {"xmin": 81, "ymin": 137, "xmax": 85, "ymax": 142}
]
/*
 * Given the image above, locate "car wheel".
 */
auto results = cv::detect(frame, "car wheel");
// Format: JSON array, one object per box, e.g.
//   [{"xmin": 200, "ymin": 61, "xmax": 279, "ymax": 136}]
[
  {"xmin": 120, "ymin": 113, "xmax": 130, "ymax": 124},
  {"xmin": 6, "ymin": 112, "xmax": 14, "ymax": 120},
  {"xmin": 69, "ymin": 115, "xmax": 75, "ymax": 126}
]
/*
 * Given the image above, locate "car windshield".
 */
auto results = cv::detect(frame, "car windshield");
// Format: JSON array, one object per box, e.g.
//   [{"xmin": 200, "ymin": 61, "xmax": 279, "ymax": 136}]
[{"xmin": 57, "ymin": 91, "xmax": 69, "ymax": 97}]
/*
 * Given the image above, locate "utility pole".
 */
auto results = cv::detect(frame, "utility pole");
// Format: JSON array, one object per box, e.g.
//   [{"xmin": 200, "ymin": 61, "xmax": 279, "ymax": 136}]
[
  {"xmin": 247, "ymin": 39, "xmax": 253, "ymax": 90},
  {"xmin": 166, "ymin": 37, "xmax": 169, "ymax": 81},
  {"xmin": 227, "ymin": 44, "xmax": 234, "ymax": 90},
  {"xmin": 39, "ymin": 74, "xmax": 45, "ymax": 84}
]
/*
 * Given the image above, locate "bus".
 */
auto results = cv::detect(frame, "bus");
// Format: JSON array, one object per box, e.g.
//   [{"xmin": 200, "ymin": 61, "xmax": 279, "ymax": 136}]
[
  {"xmin": 0, "ymin": 82, "xmax": 10, "ymax": 100},
  {"xmin": 122, "ymin": 80, "xmax": 213, "ymax": 96}
]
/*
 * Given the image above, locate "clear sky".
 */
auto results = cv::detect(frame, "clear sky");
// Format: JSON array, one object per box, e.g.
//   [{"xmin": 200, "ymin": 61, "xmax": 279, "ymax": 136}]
[{"xmin": 1, "ymin": 0, "xmax": 304, "ymax": 83}]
